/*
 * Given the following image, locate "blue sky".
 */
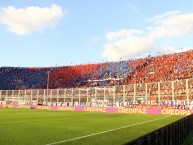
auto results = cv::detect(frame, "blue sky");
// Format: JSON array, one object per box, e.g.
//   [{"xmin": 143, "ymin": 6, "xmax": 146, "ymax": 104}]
[{"xmin": 0, "ymin": 0, "xmax": 193, "ymax": 67}]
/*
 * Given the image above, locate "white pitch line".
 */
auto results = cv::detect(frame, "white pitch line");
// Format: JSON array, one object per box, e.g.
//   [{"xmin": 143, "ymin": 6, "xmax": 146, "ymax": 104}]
[{"xmin": 46, "ymin": 115, "xmax": 171, "ymax": 145}]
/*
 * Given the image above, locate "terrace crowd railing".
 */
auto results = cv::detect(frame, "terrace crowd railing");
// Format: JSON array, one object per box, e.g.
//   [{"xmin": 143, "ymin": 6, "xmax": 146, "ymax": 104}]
[{"xmin": 0, "ymin": 78, "xmax": 193, "ymax": 107}]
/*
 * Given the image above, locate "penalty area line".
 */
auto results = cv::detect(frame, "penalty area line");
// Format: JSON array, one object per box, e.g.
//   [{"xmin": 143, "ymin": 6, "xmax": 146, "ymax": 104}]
[{"xmin": 46, "ymin": 115, "xmax": 171, "ymax": 145}]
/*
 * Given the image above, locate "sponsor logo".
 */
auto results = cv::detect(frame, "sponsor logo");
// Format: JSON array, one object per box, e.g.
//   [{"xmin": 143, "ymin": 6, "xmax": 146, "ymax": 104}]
[
  {"xmin": 84, "ymin": 107, "xmax": 106, "ymax": 112},
  {"xmin": 58, "ymin": 106, "xmax": 75, "ymax": 111},
  {"xmin": 118, "ymin": 108, "xmax": 147, "ymax": 114},
  {"xmin": 37, "ymin": 106, "xmax": 50, "ymax": 110},
  {"xmin": 161, "ymin": 109, "xmax": 192, "ymax": 116}
]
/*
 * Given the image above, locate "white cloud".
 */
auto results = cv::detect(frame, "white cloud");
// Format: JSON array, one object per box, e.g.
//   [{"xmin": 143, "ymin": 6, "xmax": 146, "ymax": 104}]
[
  {"xmin": 103, "ymin": 11, "xmax": 193, "ymax": 61},
  {"xmin": 150, "ymin": 11, "xmax": 181, "ymax": 23},
  {"xmin": 103, "ymin": 29, "xmax": 156, "ymax": 61},
  {"xmin": 159, "ymin": 46, "xmax": 192, "ymax": 55},
  {"xmin": 106, "ymin": 29, "xmax": 142, "ymax": 42},
  {"xmin": 0, "ymin": 4, "xmax": 64, "ymax": 35},
  {"xmin": 150, "ymin": 12, "xmax": 193, "ymax": 38}
]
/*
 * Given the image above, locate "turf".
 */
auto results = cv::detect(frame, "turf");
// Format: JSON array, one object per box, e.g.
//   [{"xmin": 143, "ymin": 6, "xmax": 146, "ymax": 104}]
[{"xmin": 0, "ymin": 108, "xmax": 184, "ymax": 145}]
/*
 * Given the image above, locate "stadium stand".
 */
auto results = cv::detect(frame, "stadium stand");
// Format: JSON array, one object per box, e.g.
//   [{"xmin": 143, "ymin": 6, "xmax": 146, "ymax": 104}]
[
  {"xmin": 0, "ymin": 50, "xmax": 192, "ymax": 90},
  {"xmin": 0, "ymin": 48, "xmax": 193, "ymax": 145},
  {"xmin": 0, "ymin": 50, "xmax": 193, "ymax": 108}
]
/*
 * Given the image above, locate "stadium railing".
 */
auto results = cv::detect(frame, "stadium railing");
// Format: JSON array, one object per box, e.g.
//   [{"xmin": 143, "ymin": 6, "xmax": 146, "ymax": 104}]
[
  {"xmin": 0, "ymin": 78, "xmax": 193, "ymax": 108},
  {"xmin": 123, "ymin": 114, "xmax": 193, "ymax": 145}
]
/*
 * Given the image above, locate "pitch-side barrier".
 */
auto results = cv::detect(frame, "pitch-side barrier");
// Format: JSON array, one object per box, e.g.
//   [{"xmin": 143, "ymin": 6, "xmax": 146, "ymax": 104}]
[{"xmin": 1, "ymin": 104, "xmax": 193, "ymax": 116}]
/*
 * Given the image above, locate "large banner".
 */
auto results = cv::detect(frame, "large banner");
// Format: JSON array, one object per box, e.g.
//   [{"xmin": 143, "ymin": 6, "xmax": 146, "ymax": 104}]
[
  {"xmin": 28, "ymin": 105, "xmax": 193, "ymax": 116},
  {"xmin": 2, "ymin": 104, "xmax": 193, "ymax": 116}
]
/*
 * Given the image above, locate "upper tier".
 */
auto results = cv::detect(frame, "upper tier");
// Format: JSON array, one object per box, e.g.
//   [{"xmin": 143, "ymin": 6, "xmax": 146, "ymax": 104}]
[{"xmin": 0, "ymin": 50, "xmax": 192, "ymax": 90}]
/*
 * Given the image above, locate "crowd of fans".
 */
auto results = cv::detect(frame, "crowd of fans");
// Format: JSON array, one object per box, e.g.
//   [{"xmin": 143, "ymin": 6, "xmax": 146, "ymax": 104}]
[
  {"xmin": 0, "ymin": 50, "xmax": 192, "ymax": 90},
  {"xmin": 125, "ymin": 50, "xmax": 193, "ymax": 84}
]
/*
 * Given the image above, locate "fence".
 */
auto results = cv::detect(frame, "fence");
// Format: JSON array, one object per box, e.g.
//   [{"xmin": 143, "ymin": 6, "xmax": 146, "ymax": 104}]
[
  {"xmin": 0, "ymin": 78, "xmax": 193, "ymax": 107},
  {"xmin": 124, "ymin": 114, "xmax": 193, "ymax": 145}
]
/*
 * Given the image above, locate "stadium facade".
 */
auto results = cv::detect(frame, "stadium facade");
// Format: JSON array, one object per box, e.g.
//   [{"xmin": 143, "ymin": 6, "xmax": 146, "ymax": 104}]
[{"xmin": 0, "ymin": 50, "xmax": 193, "ymax": 109}]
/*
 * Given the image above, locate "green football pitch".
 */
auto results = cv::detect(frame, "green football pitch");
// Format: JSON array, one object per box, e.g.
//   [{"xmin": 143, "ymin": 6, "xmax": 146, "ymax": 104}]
[{"xmin": 0, "ymin": 108, "xmax": 184, "ymax": 145}]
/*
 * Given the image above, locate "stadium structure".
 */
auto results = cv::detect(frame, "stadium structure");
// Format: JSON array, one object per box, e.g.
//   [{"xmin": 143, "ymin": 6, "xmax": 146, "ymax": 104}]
[
  {"xmin": 0, "ymin": 50, "xmax": 192, "ymax": 110},
  {"xmin": 1, "ymin": 50, "xmax": 193, "ymax": 145}
]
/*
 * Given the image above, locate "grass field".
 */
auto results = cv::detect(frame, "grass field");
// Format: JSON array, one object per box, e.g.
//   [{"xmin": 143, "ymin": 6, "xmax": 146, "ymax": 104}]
[{"xmin": 0, "ymin": 108, "xmax": 184, "ymax": 145}]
